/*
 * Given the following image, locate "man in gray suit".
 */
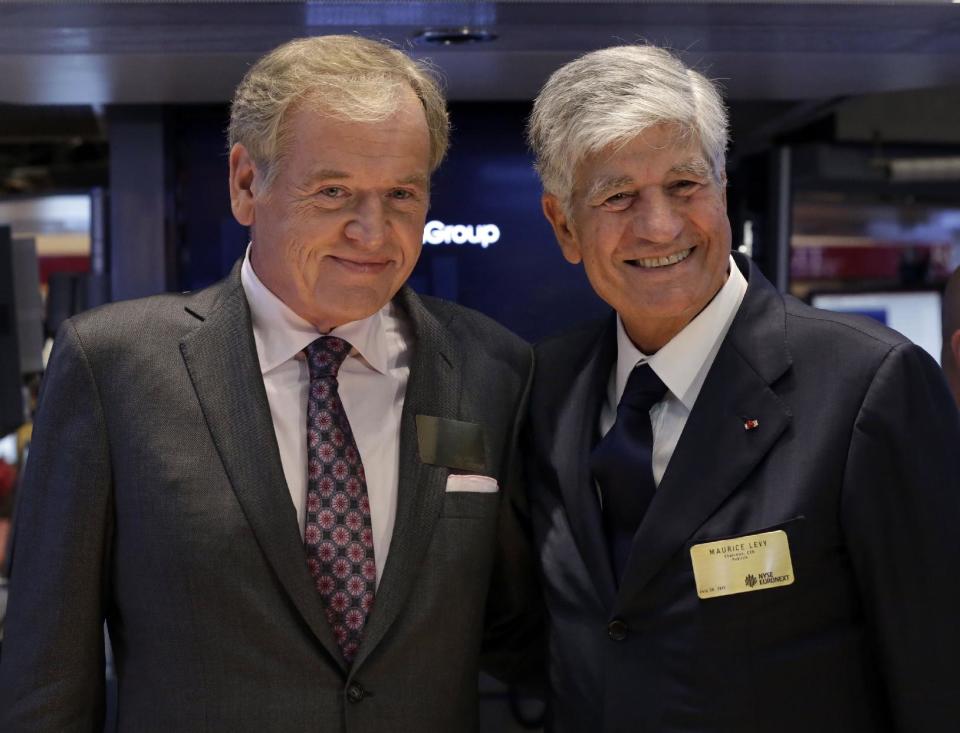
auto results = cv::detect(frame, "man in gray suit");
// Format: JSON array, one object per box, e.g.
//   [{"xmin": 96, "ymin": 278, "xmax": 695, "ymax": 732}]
[{"xmin": 0, "ymin": 36, "xmax": 537, "ymax": 731}]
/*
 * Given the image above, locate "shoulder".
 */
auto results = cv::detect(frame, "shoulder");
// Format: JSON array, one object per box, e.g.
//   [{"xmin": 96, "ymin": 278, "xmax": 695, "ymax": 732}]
[
  {"xmin": 535, "ymin": 316, "xmax": 609, "ymax": 363},
  {"xmin": 63, "ymin": 276, "xmax": 234, "ymax": 358},
  {"xmin": 783, "ymin": 295, "xmax": 910, "ymax": 353},
  {"xmin": 780, "ymin": 294, "xmax": 918, "ymax": 380},
  {"xmin": 734, "ymin": 255, "xmax": 912, "ymax": 381},
  {"xmin": 764, "ymin": 294, "xmax": 952, "ymax": 434},
  {"xmin": 533, "ymin": 316, "xmax": 611, "ymax": 389},
  {"xmin": 528, "ymin": 316, "xmax": 612, "ymax": 410},
  {"xmin": 416, "ymin": 293, "xmax": 532, "ymax": 369}
]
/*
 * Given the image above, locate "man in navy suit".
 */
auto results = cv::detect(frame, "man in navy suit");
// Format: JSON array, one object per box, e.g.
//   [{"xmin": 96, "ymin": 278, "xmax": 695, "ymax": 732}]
[{"xmin": 525, "ymin": 44, "xmax": 960, "ymax": 732}]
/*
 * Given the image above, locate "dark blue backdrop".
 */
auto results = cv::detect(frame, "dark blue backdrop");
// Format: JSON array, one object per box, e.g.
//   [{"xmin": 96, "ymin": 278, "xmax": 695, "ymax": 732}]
[
  {"xmin": 174, "ymin": 102, "xmax": 607, "ymax": 343},
  {"xmin": 406, "ymin": 103, "xmax": 606, "ymax": 341}
]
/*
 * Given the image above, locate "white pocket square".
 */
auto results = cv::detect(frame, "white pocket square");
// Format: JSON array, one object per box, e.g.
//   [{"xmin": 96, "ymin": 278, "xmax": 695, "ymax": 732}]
[{"xmin": 444, "ymin": 475, "xmax": 499, "ymax": 494}]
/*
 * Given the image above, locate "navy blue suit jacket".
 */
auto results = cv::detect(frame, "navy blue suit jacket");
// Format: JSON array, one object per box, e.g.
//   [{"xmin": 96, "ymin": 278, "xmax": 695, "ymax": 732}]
[{"xmin": 527, "ymin": 254, "xmax": 960, "ymax": 732}]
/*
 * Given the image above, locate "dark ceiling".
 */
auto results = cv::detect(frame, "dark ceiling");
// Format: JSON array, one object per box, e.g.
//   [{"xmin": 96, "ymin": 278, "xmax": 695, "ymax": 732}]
[
  {"xmin": 3, "ymin": 1, "xmax": 960, "ymax": 194},
  {"xmin": 2, "ymin": 1, "xmax": 960, "ymax": 104}
]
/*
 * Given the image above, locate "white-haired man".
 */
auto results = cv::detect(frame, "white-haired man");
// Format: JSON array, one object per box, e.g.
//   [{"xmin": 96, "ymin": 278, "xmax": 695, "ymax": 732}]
[
  {"xmin": 525, "ymin": 44, "xmax": 960, "ymax": 732},
  {"xmin": 0, "ymin": 36, "xmax": 538, "ymax": 732}
]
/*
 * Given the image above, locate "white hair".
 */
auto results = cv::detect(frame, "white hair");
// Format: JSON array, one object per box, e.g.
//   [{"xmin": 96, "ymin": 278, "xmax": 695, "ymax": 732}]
[
  {"xmin": 229, "ymin": 35, "xmax": 449, "ymax": 189},
  {"xmin": 527, "ymin": 45, "xmax": 729, "ymax": 207}
]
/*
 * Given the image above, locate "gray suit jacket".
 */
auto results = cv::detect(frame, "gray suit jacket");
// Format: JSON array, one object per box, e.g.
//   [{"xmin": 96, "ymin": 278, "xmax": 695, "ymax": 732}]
[
  {"xmin": 0, "ymin": 263, "xmax": 538, "ymax": 732},
  {"xmin": 527, "ymin": 254, "xmax": 960, "ymax": 732}
]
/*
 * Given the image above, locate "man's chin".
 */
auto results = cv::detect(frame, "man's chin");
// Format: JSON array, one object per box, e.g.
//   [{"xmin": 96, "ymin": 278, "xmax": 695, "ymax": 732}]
[{"xmin": 306, "ymin": 285, "xmax": 396, "ymax": 331}]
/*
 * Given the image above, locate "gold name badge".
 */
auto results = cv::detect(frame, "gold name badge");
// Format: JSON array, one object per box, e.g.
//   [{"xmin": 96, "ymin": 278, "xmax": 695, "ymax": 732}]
[{"xmin": 689, "ymin": 530, "xmax": 795, "ymax": 600}]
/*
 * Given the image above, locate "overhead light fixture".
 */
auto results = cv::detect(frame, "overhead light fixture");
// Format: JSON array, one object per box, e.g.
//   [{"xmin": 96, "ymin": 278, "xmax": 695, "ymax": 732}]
[{"xmin": 413, "ymin": 28, "xmax": 497, "ymax": 46}]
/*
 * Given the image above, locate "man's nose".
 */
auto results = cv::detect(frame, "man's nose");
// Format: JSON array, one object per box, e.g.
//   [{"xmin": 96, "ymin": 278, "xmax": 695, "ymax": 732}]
[
  {"xmin": 344, "ymin": 194, "xmax": 386, "ymax": 247},
  {"xmin": 631, "ymin": 192, "xmax": 684, "ymax": 244}
]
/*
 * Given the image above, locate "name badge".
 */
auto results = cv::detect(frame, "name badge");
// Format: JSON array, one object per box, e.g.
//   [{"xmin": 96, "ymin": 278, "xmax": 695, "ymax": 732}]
[{"xmin": 689, "ymin": 530, "xmax": 795, "ymax": 600}]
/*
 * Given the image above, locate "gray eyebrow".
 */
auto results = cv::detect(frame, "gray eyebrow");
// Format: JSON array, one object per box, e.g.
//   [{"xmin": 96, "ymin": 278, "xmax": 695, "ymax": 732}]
[
  {"xmin": 585, "ymin": 175, "xmax": 634, "ymax": 202},
  {"xmin": 302, "ymin": 169, "xmax": 429, "ymax": 189},
  {"xmin": 670, "ymin": 158, "xmax": 712, "ymax": 178},
  {"xmin": 583, "ymin": 157, "xmax": 713, "ymax": 201},
  {"xmin": 396, "ymin": 173, "xmax": 430, "ymax": 188}
]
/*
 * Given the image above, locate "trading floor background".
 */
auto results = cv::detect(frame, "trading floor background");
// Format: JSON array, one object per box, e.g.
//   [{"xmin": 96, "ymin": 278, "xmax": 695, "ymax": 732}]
[{"xmin": 4, "ymin": 2, "xmax": 960, "ymax": 731}]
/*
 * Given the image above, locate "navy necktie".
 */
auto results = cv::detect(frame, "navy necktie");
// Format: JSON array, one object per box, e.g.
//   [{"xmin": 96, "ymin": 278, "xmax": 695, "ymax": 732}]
[{"xmin": 590, "ymin": 363, "xmax": 667, "ymax": 583}]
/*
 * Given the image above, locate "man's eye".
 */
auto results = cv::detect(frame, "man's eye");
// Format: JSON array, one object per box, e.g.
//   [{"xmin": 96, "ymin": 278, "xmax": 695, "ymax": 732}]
[
  {"xmin": 670, "ymin": 180, "xmax": 701, "ymax": 194},
  {"xmin": 389, "ymin": 189, "xmax": 415, "ymax": 201},
  {"xmin": 318, "ymin": 186, "xmax": 345, "ymax": 198},
  {"xmin": 602, "ymin": 192, "xmax": 634, "ymax": 209}
]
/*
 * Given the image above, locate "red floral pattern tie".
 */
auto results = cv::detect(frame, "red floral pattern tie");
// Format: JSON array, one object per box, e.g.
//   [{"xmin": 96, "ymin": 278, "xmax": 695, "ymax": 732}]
[{"xmin": 304, "ymin": 336, "xmax": 376, "ymax": 663}]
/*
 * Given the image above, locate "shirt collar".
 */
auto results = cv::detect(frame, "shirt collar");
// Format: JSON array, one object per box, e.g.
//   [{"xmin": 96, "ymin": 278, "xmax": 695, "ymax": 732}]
[
  {"xmin": 614, "ymin": 254, "xmax": 748, "ymax": 410},
  {"xmin": 240, "ymin": 245, "xmax": 390, "ymax": 376}
]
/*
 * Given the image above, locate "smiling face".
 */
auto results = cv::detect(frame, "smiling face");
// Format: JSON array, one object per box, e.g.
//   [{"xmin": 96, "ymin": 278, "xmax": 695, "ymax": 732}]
[
  {"xmin": 229, "ymin": 87, "xmax": 432, "ymax": 332},
  {"xmin": 543, "ymin": 122, "xmax": 731, "ymax": 354}
]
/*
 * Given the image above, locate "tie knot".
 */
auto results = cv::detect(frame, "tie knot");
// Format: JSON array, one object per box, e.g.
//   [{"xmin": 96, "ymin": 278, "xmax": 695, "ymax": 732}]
[
  {"xmin": 306, "ymin": 336, "xmax": 352, "ymax": 379},
  {"xmin": 619, "ymin": 363, "xmax": 667, "ymax": 412}
]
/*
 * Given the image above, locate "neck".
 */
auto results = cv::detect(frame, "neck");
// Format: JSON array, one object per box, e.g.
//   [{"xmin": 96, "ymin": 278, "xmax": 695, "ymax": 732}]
[{"xmin": 621, "ymin": 315, "xmax": 690, "ymax": 355}]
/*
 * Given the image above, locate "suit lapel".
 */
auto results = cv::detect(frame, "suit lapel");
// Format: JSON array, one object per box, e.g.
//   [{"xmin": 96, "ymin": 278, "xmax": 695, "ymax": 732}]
[
  {"xmin": 179, "ymin": 267, "xmax": 344, "ymax": 670},
  {"xmin": 549, "ymin": 318, "xmax": 619, "ymax": 609},
  {"xmin": 351, "ymin": 287, "xmax": 461, "ymax": 669},
  {"xmin": 615, "ymin": 258, "xmax": 794, "ymax": 612}
]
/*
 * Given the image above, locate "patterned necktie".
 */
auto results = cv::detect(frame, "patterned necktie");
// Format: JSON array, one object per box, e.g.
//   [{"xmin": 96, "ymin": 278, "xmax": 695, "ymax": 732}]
[
  {"xmin": 304, "ymin": 336, "xmax": 376, "ymax": 664},
  {"xmin": 590, "ymin": 363, "xmax": 668, "ymax": 583}
]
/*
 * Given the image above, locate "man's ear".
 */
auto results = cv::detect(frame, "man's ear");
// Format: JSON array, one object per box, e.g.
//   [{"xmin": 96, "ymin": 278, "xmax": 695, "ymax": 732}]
[
  {"xmin": 229, "ymin": 143, "xmax": 258, "ymax": 226},
  {"xmin": 542, "ymin": 193, "xmax": 582, "ymax": 265}
]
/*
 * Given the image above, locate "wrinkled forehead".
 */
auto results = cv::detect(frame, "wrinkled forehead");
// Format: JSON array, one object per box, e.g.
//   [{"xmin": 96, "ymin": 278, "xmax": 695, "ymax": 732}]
[{"xmin": 574, "ymin": 126, "xmax": 712, "ymax": 199}]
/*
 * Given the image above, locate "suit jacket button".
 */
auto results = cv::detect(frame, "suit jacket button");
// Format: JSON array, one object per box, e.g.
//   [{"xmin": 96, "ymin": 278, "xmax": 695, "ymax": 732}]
[
  {"xmin": 607, "ymin": 619, "xmax": 628, "ymax": 641},
  {"xmin": 347, "ymin": 682, "xmax": 365, "ymax": 703}
]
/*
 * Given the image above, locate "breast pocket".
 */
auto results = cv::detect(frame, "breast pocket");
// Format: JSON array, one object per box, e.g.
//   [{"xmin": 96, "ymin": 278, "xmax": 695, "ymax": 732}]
[
  {"xmin": 441, "ymin": 474, "xmax": 501, "ymax": 519},
  {"xmin": 429, "ymin": 478, "xmax": 501, "ymax": 605},
  {"xmin": 440, "ymin": 491, "xmax": 500, "ymax": 519}
]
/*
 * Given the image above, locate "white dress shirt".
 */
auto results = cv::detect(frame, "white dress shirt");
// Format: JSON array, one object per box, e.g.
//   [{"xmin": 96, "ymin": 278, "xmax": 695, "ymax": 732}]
[
  {"xmin": 240, "ymin": 250, "xmax": 411, "ymax": 587},
  {"xmin": 599, "ymin": 255, "xmax": 748, "ymax": 487}
]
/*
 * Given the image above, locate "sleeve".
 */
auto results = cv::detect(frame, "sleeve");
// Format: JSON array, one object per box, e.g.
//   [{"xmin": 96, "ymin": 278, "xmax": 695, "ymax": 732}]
[
  {"xmin": 841, "ymin": 341, "xmax": 960, "ymax": 732},
  {"xmin": 0, "ymin": 319, "xmax": 113, "ymax": 732},
  {"xmin": 480, "ymin": 344, "xmax": 547, "ymax": 690}
]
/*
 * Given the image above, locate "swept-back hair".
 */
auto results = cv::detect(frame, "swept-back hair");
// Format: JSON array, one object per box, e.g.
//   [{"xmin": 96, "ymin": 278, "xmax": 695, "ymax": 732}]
[
  {"xmin": 528, "ymin": 44, "xmax": 728, "ymax": 206},
  {"xmin": 229, "ymin": 35, "xmax": 449, "ymax": 188}
]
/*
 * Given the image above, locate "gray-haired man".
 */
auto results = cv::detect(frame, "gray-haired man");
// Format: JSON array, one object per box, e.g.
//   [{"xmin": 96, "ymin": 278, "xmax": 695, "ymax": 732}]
[
  {"xmin": 0, "ymin": 36, "xmax": 538, "ymax": 732},
  {"xmin": 525, "ymin": 44, "xmax": 960, "ymax": 732}
]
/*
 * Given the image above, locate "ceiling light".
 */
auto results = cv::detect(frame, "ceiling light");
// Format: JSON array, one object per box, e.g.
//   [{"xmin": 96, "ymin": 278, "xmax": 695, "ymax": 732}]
[{"xmin": 412, "ymin": 28, "xmax": 497, "ymax": 46}]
